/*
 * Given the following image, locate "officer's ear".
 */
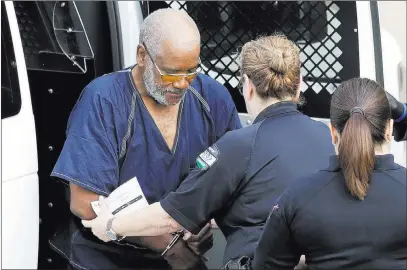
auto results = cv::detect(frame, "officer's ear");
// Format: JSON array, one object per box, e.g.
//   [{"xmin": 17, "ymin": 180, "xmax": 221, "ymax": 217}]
[
  {"xmin": 385, "ymin": 119, "xmax": 393, "ymax": 143},
  {"xmin": 329, "ymin": 122, "xmax": 338, "ymax": 145},
  {"xmin": 243, "ymin": 74, "xmax": 255, "ymax": 100},
  {"xmin": 298, "ymin": 72, "xmax": 303, "ymax": 92}
]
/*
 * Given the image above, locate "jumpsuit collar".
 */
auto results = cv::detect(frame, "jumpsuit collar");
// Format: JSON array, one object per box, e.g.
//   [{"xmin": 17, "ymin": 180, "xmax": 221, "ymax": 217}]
[
  {"xmin": 326, "ymin": 154, "xmax": 398, "ymax": 172},
  {"xmin": 253, "ymin": 101, "xmax": 299, "ymax": 124}
]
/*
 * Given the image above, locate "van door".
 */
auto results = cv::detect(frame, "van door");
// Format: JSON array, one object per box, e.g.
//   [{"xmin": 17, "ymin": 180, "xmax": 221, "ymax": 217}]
[{"xmin": 1, "ymin": 1, "xmax": 39, "ymax": 269}]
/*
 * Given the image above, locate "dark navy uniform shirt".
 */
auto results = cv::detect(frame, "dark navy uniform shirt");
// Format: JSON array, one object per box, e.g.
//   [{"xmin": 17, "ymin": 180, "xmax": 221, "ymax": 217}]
[
  {"xmin": 253, "ymin": 154, "xmax": 407, "ymax": 270},
  {"xmin": 160, "ymin": 102, "xmax": 335, "ymax": 264}
]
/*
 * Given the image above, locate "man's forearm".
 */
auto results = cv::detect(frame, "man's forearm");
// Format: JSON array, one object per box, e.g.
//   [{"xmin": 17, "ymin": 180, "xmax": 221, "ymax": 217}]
[
  {"xmin": 113, "ymin": 202, "xmax": 183, "ymax": 237},
  {"xmin": 126, "ymin": 235, "xmax": 174, "ymax": 252},
  {"xmin": 70, "ymin": 183, "xmax": 99, "ymax": 220}
]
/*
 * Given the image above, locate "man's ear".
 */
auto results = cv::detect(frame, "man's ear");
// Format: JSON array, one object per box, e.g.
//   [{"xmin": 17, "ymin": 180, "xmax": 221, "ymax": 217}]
[
  {"xmin": 136, "ymin": 45, "xmax": 147, "ymax": 67},
  {"xmin": 329, "ymin": 122, "xmax": 338, "ymax": 145},
  {"xmin": 385, "ymin": 119, "xmax": 394, "ymax": 142}
]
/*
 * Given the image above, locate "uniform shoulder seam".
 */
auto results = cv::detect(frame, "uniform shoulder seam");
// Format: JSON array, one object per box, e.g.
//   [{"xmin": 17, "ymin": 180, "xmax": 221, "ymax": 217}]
[
  {"xmin": 379, "ymin": 169, "xmax": 407, "ymax": 189},
  {"xmin": 290, "ymin": 172, "xmax": 341, "ymax": 225},
  {"xmin": 245, "ymin": 120, "xmax": 265, "ymax": 176}
]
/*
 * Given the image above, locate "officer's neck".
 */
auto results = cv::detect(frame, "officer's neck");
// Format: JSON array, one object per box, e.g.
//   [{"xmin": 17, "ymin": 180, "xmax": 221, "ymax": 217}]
[
  {"xmin": 374, "ymin": 142, "xmax": 391, "ymax": 155},
  {"xmin": 251, "ymin": 96, "xmax": 294, "ymax": 119},
  {"xmin": 333, "ymin": 140, "xmax": 391, "ymax": 156}
]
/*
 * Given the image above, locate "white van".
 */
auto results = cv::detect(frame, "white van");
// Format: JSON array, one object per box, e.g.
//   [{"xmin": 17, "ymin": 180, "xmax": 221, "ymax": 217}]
[{"xmin": 1, "ymin": 1, "xmax": 405, "ymax": 269}]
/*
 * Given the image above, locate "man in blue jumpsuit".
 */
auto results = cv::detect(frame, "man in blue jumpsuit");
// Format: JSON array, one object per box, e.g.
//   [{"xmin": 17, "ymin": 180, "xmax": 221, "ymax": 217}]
[{"xmin": 50, "ymin": 8, "xmax": 241, "ymax": 269}]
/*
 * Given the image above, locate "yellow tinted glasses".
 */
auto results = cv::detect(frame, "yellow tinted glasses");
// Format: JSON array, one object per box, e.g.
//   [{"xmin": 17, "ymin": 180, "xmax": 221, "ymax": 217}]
[{"xmin": 143, "ymin": 42, "xmax": 200, "ymax": 83}]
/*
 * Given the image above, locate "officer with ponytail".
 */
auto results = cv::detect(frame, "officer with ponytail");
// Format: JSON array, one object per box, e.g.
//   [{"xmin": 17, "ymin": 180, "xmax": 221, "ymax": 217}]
[{"xmin": 253, "ymin": 78, "xmax": 406, "ymax": 269}]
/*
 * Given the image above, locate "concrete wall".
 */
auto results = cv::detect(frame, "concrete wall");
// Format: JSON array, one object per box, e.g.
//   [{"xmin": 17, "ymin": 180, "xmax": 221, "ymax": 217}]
[{"xmin": 379, "ymin": 1, "xmax": 407, "ymax": 101}]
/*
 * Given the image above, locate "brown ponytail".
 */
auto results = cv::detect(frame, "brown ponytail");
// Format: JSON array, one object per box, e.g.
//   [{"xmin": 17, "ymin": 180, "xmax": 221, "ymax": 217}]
[
  {"xmin": 330, "ymin": 78, "xmax": 391, "ymax": 200},
  {"xmin": 338, "ymin": 112, "xmax": 374, "ymax": 200}
]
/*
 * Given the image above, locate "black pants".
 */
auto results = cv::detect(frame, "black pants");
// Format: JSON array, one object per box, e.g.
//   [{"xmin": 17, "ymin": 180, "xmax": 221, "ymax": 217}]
[
  {"xmin": 66, "ymin": 255, "xmax": 170, "ymax": 270},
  {"xmin": 53, "ymin": 223, "xmax": 171, "ymax": 270}
]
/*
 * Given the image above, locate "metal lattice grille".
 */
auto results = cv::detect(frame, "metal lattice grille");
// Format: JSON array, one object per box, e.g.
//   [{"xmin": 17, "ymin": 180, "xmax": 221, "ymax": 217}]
[
  {"xmin": 162, "ymin": 1, "xmax": 359, "ymax": 117},
  {"xmin": 14, "ymin": 1, "xmax": 94, "ymax": 73},
  {"xmin": 14, "ymin": 2, "xmax": 44, "ymax": 58}
]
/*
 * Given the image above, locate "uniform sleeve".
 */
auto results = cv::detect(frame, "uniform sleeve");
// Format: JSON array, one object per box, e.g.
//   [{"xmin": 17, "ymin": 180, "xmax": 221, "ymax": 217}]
[
  {"xmin": 393, "ymin": 121, "xmax": 407, "ymax": 142},
  {"xmin": 252, "ymin": 190, "xmax": 301, "ymax": 270},
  {"xmin": 160, "ymin": 131, "xmax": 251, "ymax": 234},
  {"xmin": 50, "ymin": 85, "xmax": 120, "ymax": 196}
]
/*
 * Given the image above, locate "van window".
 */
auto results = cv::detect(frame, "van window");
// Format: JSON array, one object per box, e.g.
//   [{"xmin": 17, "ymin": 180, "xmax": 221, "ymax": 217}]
[
  {"xmin": 13, "ymin": 1, "xmax": 94, "ymax": 74},
  {"xmin": 2, "ymin": 2, "xmax": 22, "ymax": 119}
]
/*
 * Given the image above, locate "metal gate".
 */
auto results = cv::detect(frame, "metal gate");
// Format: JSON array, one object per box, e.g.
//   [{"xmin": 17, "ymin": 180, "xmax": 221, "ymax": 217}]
[{"xmin": 150, "ymin": 1, "xmax": 360, "ymax": 118}]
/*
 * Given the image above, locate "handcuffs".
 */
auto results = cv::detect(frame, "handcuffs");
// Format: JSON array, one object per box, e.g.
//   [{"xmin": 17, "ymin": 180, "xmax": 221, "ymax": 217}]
[{"xmin": 161, "ymin": 230, "xmax": 185, "ymax": 256}]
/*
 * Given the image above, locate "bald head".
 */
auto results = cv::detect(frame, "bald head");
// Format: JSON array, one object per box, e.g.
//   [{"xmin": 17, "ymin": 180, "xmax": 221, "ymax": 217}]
[{"xmin": 139, "ymin": 8, "xmax": 201, "ymax": 58}]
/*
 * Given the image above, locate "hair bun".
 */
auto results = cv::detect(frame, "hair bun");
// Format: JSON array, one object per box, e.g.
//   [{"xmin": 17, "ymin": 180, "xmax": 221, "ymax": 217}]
[
  {"xmin": 268, "ymin": 50, "xmax": 289, "ymax": 75},
  {"xmin": 238, "ymin": 34, "xmax": 301, "ymax": 99}
]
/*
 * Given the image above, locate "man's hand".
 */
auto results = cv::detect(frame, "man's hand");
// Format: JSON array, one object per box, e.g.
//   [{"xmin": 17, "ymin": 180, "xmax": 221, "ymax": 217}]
[
  {"xmin": 183, "ymin": 223, "xmax": 213, "ymax": 256},
  {"xmin": 126, "ymin": 234, "xmax": 207, "ymax": 269},
  {"xmin": 163, "ymin": 238, "xmax": 208, "ymax": 270}
]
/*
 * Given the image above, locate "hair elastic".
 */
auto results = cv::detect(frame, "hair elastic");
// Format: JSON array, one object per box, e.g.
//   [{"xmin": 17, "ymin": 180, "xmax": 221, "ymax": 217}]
[
  {"xmin": 395, "ymin": 102, "xmax": 407, "ymax": 123},
  {"xmin": 350, "ymin": 107, "xmax": 365, "ymax": 117}
]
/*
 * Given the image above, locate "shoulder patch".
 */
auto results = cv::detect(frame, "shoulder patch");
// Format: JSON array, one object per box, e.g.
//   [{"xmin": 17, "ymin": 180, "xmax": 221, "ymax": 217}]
[
  {"xmin": 196, "ymin": 146, "xmax": 219, "ymax": 170},
  {"xmin": 208, "ymin": 144, "xmax": 220, "ymax": 156}
]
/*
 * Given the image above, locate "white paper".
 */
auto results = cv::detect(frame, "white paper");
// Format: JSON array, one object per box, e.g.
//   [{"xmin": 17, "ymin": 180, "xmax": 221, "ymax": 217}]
[{"xmin": 91, "ymin": 176, "xmax": 149, "ymax": 217}]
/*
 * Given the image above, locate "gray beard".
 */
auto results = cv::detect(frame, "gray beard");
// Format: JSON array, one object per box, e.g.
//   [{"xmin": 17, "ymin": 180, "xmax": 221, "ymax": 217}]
[{"xmin": 142, "ymin": 63, "xmax": 187, "ymax": 106}]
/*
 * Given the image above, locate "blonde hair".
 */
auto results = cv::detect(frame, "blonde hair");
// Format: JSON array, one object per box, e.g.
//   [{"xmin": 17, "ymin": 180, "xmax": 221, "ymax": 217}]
[{"xmin": 238, "ymin": 34, "xmax": 301, "ymax": 99}]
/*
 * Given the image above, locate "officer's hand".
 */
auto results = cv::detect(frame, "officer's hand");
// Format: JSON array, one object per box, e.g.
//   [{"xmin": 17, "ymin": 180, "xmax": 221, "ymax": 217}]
[
  {"xmin": 385, "ymin": 91, "xmax": 405, "ymax": 120},
  {"xmin": 82, "ymin": 196, "xmax": 112, "ymax": 243},
  {"xmin": 183, "ymin": 223, "xmax": 213, "ymax": 256}
]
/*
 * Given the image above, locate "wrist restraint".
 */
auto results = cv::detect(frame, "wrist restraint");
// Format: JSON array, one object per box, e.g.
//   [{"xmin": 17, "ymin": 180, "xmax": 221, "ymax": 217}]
[{"xmin": 161, "ymin": 230, "xmax": 185, "ymax": 257}]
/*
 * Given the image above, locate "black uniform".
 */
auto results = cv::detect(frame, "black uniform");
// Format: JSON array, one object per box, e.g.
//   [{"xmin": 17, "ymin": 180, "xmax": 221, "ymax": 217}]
[
  {"xmin": 394, "ymin": 116, "xmax": 407, "ymax": 141},
  {"xmin": 160, "ymin": 102, "xmax": 335, "ymax": 264},
  {"xmin": 253, "ymin": 154, "xmax": 407, "ymax": 269}
]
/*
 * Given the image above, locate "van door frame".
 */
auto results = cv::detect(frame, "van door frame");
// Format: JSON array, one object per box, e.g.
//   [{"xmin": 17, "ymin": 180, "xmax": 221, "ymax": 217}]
[{"xmin": 2, "ymin": 2, "xmax": 39, "ymax": 269}]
